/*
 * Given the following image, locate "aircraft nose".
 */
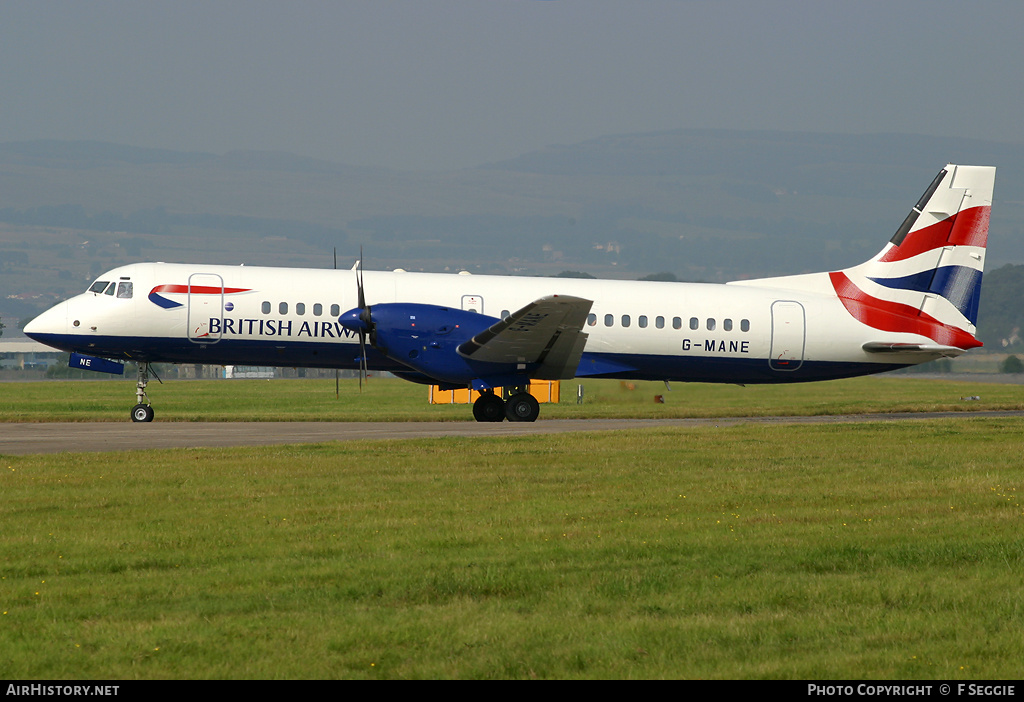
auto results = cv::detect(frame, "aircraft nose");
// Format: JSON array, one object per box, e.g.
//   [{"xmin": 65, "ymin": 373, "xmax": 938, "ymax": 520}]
[{"xmin": 23, "ymin": 301, "xmax": 68, "ymax": 341}]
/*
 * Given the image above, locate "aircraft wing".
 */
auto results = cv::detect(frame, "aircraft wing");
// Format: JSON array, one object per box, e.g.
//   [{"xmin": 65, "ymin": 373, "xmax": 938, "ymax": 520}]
[{"xmin": 457, "ymin": 295, "xmax": 592, "ymax": 380}]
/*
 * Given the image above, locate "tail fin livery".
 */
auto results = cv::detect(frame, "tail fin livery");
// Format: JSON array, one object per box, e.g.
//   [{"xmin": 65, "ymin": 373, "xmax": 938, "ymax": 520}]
[{"xmin": 831, "ymin": 164, "xmax": 995, "ymax": 350}]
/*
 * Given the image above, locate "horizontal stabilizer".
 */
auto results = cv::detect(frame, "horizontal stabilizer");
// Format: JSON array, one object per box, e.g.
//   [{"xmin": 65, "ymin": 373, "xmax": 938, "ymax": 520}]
[
  {"xmin": 862, "ymin": 342, "xmax": 966, "ymax": 357},
  {"xmin": 458, "ymin": 294, "xmax": 593, "ymax": 380}
]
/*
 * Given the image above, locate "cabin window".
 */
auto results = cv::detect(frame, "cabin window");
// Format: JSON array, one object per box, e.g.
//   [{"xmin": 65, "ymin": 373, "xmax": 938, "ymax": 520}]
[
  {"xmin": 689, "ymin": 317, "xmax": 699, "ymax": 330},
  {"xmin": 279, "ymin": 302, "xmax": 288, "ymax": 315},
  {"xmin": 262, "ymin": 301, "xmax": 271, "ymax": 314},
  {"xmin": 672, "ymin": 317, "xmax": 682, "ymax": 330},
  {"xmin": 89, "ymin": 281, "xmax": 109, "ymax": 294},
  {"xmin": 587, "ymin": 313, "xmax": 597, "ymax": 327},
  {"xmin": 296, "ymin": 303, "xmax": 306, "ymax": 316},
  {"xmin": 331, "ymin": 304, "xmax": 340, "ymax": 317},
  {"xmin": 723, "ymin": 318, "xmax": 733, "ymax": 331},
  {"xmin": 706, "ymin": 318, "xmax": 716, "ymax": 331},
  {"xmin": 313, "ymin": 303, "xmax": 323, "ymax": 316},
  {"xmin": 656, "ymin": 316, "xmax": 665, "ymax": 329},
  {"xmin": 741, "ymin": 319, "xmax": 750, "ymax": 332},
  {"xmin": 604, "ymin": 314, "xmax": 614, "ymax": 327},
  {"xmin": 638, "ymin": 315, "xmax": 648, "ymax": 328},
  {"xmin": 621, "ymin": 315, "xmax": 631, "ymax": 328},
  {"xmin": 116, "ymin": 282, "xmax": 133, "ymax": 299}
]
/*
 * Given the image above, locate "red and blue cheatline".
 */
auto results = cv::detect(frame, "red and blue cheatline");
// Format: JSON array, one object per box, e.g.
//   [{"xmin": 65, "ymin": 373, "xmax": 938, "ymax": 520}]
[{"xmin": 148, "ymin": 284, "xmax": 252, "ymax": 309}]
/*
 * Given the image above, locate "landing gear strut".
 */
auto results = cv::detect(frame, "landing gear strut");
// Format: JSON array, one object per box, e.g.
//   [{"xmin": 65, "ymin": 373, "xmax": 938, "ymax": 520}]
[{"xmin": 131, "ymin": 362, "xmax": 155, "ymax": 423}]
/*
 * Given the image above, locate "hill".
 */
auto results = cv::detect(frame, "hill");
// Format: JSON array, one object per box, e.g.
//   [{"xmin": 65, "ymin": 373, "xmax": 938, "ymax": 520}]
[{"xmin": 1, "ymin": 130, "xmax": 1023, "ymax": 345}]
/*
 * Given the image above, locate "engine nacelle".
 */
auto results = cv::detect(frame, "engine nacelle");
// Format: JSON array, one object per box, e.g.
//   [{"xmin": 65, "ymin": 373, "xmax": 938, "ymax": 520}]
[{"xmin": 340, "ymin": 302, "xmax": 532, "ymax": 387}]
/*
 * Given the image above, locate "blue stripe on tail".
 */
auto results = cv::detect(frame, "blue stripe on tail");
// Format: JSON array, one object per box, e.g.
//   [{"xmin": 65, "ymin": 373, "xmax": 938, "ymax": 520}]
[{"xmin": 869, "ymin": 266, "xmax": 982, "ymax": 325}]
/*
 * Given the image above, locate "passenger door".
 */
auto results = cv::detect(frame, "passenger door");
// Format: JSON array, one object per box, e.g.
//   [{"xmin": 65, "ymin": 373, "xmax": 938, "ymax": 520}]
[
  {"xmin": 769, "ymin": 300, "xmax": 805, "ymax": 371},
  {"xmin": 187, "ymin": 273, "xmax": 224, "ymax": 344}
]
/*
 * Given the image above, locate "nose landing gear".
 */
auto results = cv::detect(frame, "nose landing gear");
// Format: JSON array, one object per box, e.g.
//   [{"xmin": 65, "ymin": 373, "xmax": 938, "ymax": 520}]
[{"xmin": 130, "ymin": 362, "xmax": 157, "ymax": 422}]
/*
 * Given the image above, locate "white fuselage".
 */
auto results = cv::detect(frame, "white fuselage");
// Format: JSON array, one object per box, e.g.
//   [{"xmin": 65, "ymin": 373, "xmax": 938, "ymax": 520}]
[{"xmin": 24, "ymin": 261, "xmax": 940, "ymax": 384}]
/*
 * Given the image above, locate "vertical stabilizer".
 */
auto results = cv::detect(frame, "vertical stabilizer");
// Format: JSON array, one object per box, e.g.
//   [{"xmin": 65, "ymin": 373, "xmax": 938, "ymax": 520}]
[{"xmin": 830, "ymin": 164, "xmax": 995, "ymax": 349}]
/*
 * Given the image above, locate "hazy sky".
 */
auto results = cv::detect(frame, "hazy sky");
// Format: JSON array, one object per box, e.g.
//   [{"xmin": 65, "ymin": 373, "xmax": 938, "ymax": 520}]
[{"xmin": 2, "ymin": 1, "xmax": 1022, "ymax": 170}]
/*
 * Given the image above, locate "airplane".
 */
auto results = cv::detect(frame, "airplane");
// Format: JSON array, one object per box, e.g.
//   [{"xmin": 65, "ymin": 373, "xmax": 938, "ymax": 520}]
[{"xmin": 24, "ymin": 163, "xmax": 995, "ymax": 424}]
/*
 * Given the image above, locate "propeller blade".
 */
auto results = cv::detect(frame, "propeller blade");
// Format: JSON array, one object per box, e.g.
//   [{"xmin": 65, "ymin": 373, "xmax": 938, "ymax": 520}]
[
  {"xmin": 357, "ymin": 246, "xmax": 365, "ymax": 311},
  {"xmin": 338, "ymin": 252, "xmax": 372, "ymax": 393},
  {"xmin": 357, "ymin": 247, "xmax": 369, "ymax": 391},
  {"xmin": 358, "ymin": 331, "xmax": 367, "ymax": 393}
]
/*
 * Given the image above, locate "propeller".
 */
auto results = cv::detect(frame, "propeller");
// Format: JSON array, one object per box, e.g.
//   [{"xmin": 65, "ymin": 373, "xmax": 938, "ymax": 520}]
[
  {"xmin": 338, "ymin": 248, "xmax": 374, "ymax": 391},
  {"xmin": 356, "ymin": 250, "xmax": 369, "ymax": 391}
]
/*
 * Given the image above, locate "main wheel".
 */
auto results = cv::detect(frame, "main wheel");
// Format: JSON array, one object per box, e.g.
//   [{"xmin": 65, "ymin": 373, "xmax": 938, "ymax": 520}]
[
  {"xmin": 131, "ymin": 404, "xmax": 155, "ymax": 423},
  {"xmin": 472, "ymin": 393, "xmax": 506, "ymax": 422},
  {"xmin": 504, "ymin": 393, "xmax": 540, "ymax": 422}
]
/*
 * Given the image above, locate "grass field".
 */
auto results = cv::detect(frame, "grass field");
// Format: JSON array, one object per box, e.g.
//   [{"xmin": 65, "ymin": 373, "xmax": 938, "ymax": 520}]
[
  {"xmin": 1, "ymin": 376, "xmax": 1022, "ymax": 679},
  {"xmin": 1, "ymin": 374, "xmax": 1022, "ymax": 422}
]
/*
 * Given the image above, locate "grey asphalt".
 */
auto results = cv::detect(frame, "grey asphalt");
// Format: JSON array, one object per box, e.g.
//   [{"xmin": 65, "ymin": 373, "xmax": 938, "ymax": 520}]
[{"xmin": 2, "ymin": 411, "xmax": 1023, "ymax": 455}]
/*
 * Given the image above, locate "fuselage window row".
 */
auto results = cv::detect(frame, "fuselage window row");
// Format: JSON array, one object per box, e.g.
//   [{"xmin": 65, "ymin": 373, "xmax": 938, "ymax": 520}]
[
  {"xmin": 253, "ymin": 302, "xmax": 751, "ymax": 333},
  {"xmin": 260, "ymin": 302, "xmax": 343, "ymax": 317},
  {"xmin": 587, "ymin": 313, "xmax": 749, "ymax": 332}
]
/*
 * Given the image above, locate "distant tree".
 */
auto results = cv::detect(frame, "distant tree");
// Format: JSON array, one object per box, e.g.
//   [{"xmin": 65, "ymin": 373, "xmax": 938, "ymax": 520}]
[
  {"xmin": 0, "ymin": 317, "xmax": 5, "ymax": 338},
  {"xmin": 637, "ymin": 272, "xmax": 678, "ymax": 282},
  {"xmin": 1000, "ymin": 355, "xmax": 1024, "ymax": 374},
  {"xmin": 554, "ymin": 270, "xmax": 596, "ymax": 279},
  {"xmin": 977, "ymin": 264, "xmax": 1024, "ymax": 350}
]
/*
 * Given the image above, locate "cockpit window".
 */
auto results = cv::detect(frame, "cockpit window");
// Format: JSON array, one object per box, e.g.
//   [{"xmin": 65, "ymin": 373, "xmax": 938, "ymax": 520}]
[
  {"xmin": 89, "ymin": 281, "xmax": 109, "ymax": 294},
  {"xmin": 117, "ymin": 282, "xmax": 133, "ymax": 299},
  {"xmin": 103, "ymin": 282, "xmax": 116, "ymax": 296}
]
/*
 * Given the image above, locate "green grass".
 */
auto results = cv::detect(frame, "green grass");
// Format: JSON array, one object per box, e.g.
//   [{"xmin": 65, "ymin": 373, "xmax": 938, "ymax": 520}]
[
  {"xmin": 2, "ymin": 419, "xmax": 1023, "ymax": 679},
  {"xmin": 1, "ymin": 374, "xmax": 1022, "ymax": 422}
]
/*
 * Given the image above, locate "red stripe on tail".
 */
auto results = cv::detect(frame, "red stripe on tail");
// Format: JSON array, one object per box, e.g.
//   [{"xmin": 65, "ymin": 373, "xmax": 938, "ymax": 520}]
[
  {"xmin": 879, "ymin": 205, "xmax": 989, "ymax": 262},
  {"xmin": 829, "ymin": 272, "xmax": 981, "ymax": 349}
]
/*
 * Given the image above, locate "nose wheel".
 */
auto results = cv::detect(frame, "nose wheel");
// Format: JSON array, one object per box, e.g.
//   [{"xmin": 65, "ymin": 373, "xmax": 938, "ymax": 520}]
[{"xmin": 130, "ymin": 362, "xmax": 157, "ymax": 422}]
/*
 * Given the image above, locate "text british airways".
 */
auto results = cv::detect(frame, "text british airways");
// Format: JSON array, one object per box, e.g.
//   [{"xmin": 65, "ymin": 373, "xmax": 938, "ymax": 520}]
[{"xmin": 208, "ymin": 318, "xmax": 358, "ymax": 339}]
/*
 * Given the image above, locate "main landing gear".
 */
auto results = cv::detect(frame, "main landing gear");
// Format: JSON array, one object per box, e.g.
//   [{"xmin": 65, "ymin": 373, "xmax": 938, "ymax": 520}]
[
  {"xmin": 471, "ymin": 389, "xmax": 541, "ymax": 423},
  {"xmin": 130, "ymin": 362, "xmax": 155, "ymax": 423}
]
